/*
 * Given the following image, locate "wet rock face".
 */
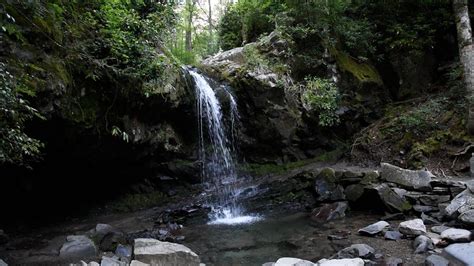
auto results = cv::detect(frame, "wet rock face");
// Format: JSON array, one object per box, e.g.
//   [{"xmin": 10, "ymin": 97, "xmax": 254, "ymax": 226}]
[{"xmin": 310, "ymin": 202, "xmax": 348, "ymax": 223}]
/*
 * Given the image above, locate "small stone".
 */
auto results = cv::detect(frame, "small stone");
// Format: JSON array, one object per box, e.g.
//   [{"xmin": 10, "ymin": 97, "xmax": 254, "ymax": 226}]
[
  {"xmin": 334, "ymin": 244, "xmax": 375, "ymax": 259},
  {"xmin": 399, "ymin": 219, "xmax": 426, "ymax": 236},
  {"xmin": 425, "ymin": 254, "xmax": 449, "ymax": 266},
  {"xmin": 384, "ymin": 231, "xmax": 402, "ymax": 241},
  {"xmin": 115, "ymin": 244, "xmax": 132, "ymax": 258},
  {"xmin": 101, "ymin": 256, "xmax": 127, "ymax": 266},
  {"xmin": 275, "ymin": 257, "xmax": 314, "ymax": 266},
  {"xmin": 421, "ymin": 213, "xmax": 439, "ymax": 225},
  {"xmin": 358, "ymin": 221, "xmax": 390, "ymax": 236},
  {"xmin": 317, "ymin": 258, "xmax": 364, "ymax": 266},
  {"xmin": 413, "ymin": 205, "xmax": 438, "ymax": 213},
  {"xmin": 431, "ymin": 225, "xmax": 450, "ymax": 234},
  {"xmin": 384, "ymin": 257, "xmax": 402, "ymax": 266},
  {"xmin": 130, "ymin": 260, "xmax": 150, "ymax": 266},
  {"xmin": 262, "ymin": 263, "xmax": 276, "ymax": 266},
  {"xmin": 413, "ymin": 235, "xmax": 433, "ymax": 254},
  {"xmin": 440, "ymin": 228, "xmax": 471, "ymax": 243},
  {"xmin": 310, "ymin": 202, "xmax": 348, "ymax": 223},
  {"xmin": 442, "ymin": 242, "xmax": 474, "ymax": 265}
]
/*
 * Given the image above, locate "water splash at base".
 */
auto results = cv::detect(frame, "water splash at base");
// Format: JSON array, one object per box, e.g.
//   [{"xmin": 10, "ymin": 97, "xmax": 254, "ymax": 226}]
[{"xmin": 208, "ymin": 209, "xmax": 262, "ymax": 225}]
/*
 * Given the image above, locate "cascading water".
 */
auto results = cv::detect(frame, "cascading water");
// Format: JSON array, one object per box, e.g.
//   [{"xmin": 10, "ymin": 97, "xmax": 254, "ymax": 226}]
[{"xmin": 189, "ymin": 69, "xmax": 260, "ymax": 225}]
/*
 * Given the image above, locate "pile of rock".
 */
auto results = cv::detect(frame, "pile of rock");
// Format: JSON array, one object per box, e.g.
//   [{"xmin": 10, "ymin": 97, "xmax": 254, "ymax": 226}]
[
  {"xmin": 0, "ymin": 223, "xmax": 201, "ymax": 266},
  {"xmin": 355, "ymin": 217, "xmax": 474, "ymax": 265}
]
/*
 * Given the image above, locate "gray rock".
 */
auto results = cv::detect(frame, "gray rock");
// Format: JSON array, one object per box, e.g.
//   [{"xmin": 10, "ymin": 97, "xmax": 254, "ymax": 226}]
[
  {"xmin": 115, "ymin": 244, "xmax": 132, "ymax": 258},
  {"xmin": 440, "ymin": 228, "xmax": 472, "ymax": 243},
  {"xmin": 431, "ymin": 225, "xmax": 450, "ymax": 234},
  {"xmin": 466, "ymin": 180, "xmax": 474, "ymax": 193},
  {"xmin": 425, "ymin": 254, "xmax": 449, "ymax": 266},
  {"xmin": 262, "ymin": 263, "xmax": 276, "ymax": 266},
  {"xmin": 419, "ymin": 195, "xmax": 451, "ymax": 207},
  {"xmin": 344, "ymin": 185, "xmax": 365, "ymax": 202},
  {"xmin": 101, "ymin": 256, "xmax": 127, "ymax": 266},
  {"xmin": 358, "ymin": 221, "xmax": 390, "ymax": 236},
  {"xmin": 381, "ymin": 163, "xmax": 433, "ymax": 191},
  {"xmin": 413, "ymin": 235, "xmax": 433, "ymax": 253},
  {"xmin": 384, "ymin": 231, "xmax": 402, "ymax": 241},
  {"xmin": 384, "ymin": 257, "xmax": 402, "ymax": 266},
  {"xmin": 361, "ymin": 171, "xmax": 380, "ymax": 185},
  {"xmin": 421, "ymin": 213, "xmax": 440, "ymax": 225},
  {"xmin": 426, "ymin": 232, "xmax": 443, "ymax": 247},
  {"xmin": 274, "ymin": 257, "xmax": 314, "ymax": 266},
  {"xmin": 0, "ymin": 259, "xmax": 7, "ymax": 266},
  {"xmin": 100, "ymin": 231, "xmax": 125, "ymax": 252},
  {"xmin": 314, "ymin": 168, "xmax": 345, "ymax": 202},
  {"xmin": 310, "ymin": 202, "xmax": 348, "ymax": 223},
  {"xmin": 444, "ymin": 189, "xmax": 474, "ymax": 218},
  {"xmin": 413, "ymin": 205, "xmax": 438, "ymax": 213},
  {"xmin": 334, "ymin": 244, "xmax": 375, "ymax": 259},
  {"xmin": 442, "ymin": 241, "xmax": 474, "ymax": 265},
  {"xmin": 371, "ymin": 184, "xmax": 412, "ymax": 212},
  {"xmin": 317, "ymin": 258, "xmax": 364, "ymax": 266},
  {"xmin": 96, "ymin": 224, "xmax": 114, "ymax": 236},
  {"xmin": 399, "ymin": 219, "xmax": 426, "ymax": 236},
  {"xmin": 459, "ymin": 209, "xmax": 474, "ymax": 226},
  {"xmin": 130, "ymin": 261, "xmax": 150, "ymax": 266},
  {"xmin": 133, "ymin": 238, "xmax": 200, "ymax": 266},
  {"xmin": 59, "ymin": 235, "xmax": 97, "ymax": 258}
]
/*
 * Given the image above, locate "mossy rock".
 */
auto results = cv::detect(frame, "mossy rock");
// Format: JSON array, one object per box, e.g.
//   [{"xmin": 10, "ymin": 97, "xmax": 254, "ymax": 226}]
[
  {"xmin": 317, "ymin": 167, "xmax": 337, "ymax": 183},
  {"xmin": 361, "ymin": 171, "xmax": 380, "ymax": 185},
  {"xmin": 331, "ymin": 48, "xmax": 383, "ymax": 85}
]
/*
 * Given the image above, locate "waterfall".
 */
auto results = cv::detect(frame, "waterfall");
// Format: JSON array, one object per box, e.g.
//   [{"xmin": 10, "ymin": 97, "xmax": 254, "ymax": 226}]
[{"xmin": 189, "ymin": 69, "xmax": 260, "ymax": 225}]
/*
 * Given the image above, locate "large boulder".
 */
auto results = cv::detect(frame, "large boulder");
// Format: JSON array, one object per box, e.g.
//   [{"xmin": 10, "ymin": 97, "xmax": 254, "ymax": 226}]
[
  {"xmin": 444, "ymin": 189, "xmax": 474, "ymax": 221},
  {"xmin": 133, "ymin": 238, "xmax": 200, "ymax": 266},
  {"xmin": 59, "ymin": 235, "xmax": 97, "ymax": 258},
  {"xmin": 314, "ymin": 168, "xmax": 345, "ymax": 202},
  {"xmin": 442, "ymin": 241, "xmax": 474, "ymax": 265},
  {"xmin": 381, "ymin": 163, "xmax": 433, "ymax": 191},
  {"xmin": 440, "ymin": 228, "xmax": 472, "ymax": 243},
  {"xmin": 371, "ymin": 183, "xmax": 412, "ymax": 212}
]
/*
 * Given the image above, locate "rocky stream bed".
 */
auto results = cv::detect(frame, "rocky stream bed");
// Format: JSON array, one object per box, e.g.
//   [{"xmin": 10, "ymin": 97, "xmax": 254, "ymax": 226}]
[{"xmin": 1, "ymin": 162, "xmax": 474, "ymax": 266}]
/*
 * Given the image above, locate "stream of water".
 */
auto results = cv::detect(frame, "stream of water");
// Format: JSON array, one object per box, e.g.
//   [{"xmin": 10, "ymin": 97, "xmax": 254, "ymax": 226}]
[{"xmin": 189, "ymin": 69, "xmax": 260, "ymax": 225}]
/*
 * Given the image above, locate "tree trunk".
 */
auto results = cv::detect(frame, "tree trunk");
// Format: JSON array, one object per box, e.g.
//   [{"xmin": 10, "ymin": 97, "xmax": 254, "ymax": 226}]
[
  {"xmin": 185, "ymin": 0, "xmax": 195, "ymax": 52},
  {"xmin": 208, "ymin": 0, "xmax": 213, "ymax": 52},
  {"xmin": 453, "ymin": 0, "xmax": 474, "ymax": 134}
]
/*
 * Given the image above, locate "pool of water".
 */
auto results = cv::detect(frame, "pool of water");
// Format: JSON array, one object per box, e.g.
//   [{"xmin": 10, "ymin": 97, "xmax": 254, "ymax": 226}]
[{"xmin": 180, "ymin": 211, "xmax": 423, "ymax": 266}]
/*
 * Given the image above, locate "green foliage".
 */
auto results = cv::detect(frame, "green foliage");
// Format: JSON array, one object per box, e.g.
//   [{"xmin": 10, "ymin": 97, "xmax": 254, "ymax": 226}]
[
  {"xmin": 298, "ymin": 77, "xmax": 340, "ymax": 127},
  {"xmin": 384, "ymin": 97, "xmax": 446, "ymax": 136},
  {"xmin": 0, "ymin": 63, "xmax": 43, "ymax": 166}
]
